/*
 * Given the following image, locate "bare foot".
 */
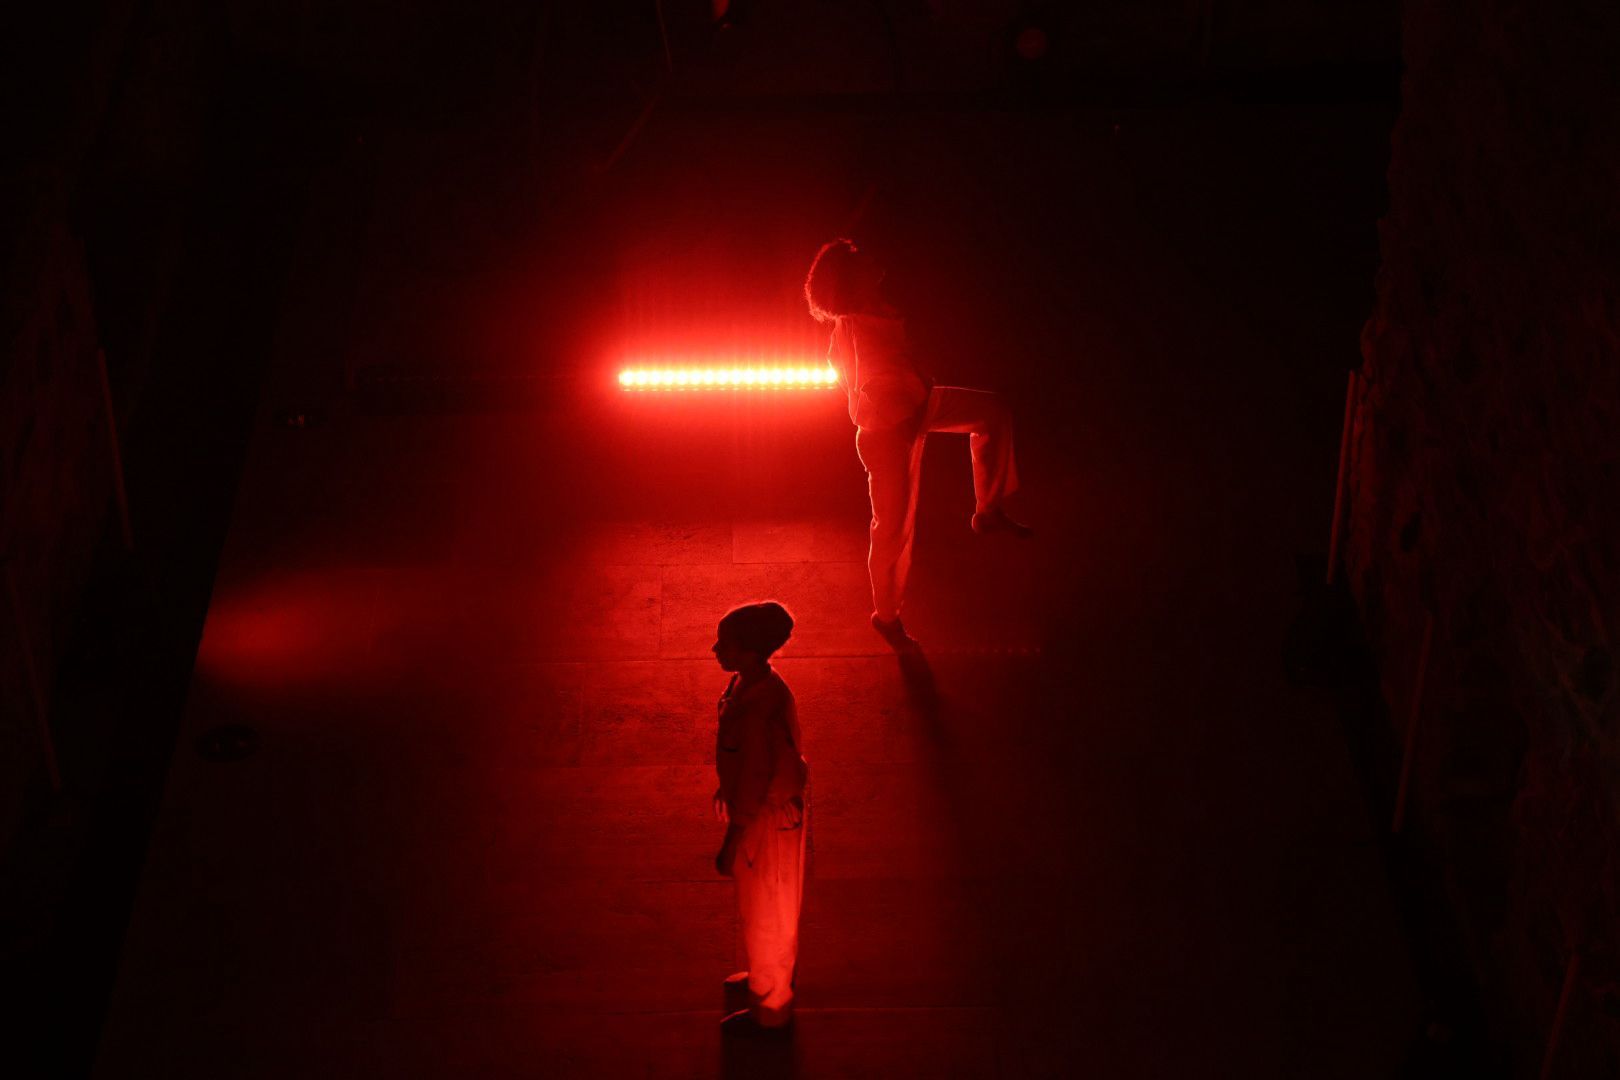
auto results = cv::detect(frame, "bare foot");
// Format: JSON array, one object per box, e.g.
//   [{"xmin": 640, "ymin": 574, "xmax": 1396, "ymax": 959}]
[
  {"xmin": 971, "ymin": 507, "xmax": 1034, "ymax": 539},
  {"xmin": 871, "ymin": 613, "xmax": 920, "ymax": 652}
]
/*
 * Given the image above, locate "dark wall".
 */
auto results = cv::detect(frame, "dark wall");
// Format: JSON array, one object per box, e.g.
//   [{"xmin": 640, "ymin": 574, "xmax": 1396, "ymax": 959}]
[
  {"xmin": 1, "ymin": 217, "xmax": 108, "ymax": 847},
  {"xmin": 4, "ymin": 4, "xmax": 348, "ymax": 1070},
  {"xmin": 1349, "ymin": 0, "xmax": 1620, "ymax": 1071},
  {"xmin": 546, "ymin": 1, "xmax": 1398, "ymax": 99},
  {"xmin": 0, "ymin": 0, "xmax": 188, "ymax": 855}
]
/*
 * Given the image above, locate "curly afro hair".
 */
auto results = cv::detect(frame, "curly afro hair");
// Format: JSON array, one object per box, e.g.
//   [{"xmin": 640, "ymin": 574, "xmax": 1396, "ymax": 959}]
[{"xmin": 803, "ymin": 238, "xmax": 862, "ymax": 323}]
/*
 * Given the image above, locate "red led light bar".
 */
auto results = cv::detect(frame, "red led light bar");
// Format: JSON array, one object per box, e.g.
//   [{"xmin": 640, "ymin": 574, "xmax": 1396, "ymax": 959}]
[{"xmin": 618, "ymin": 364, "xmax": 839, "ymax": 390}]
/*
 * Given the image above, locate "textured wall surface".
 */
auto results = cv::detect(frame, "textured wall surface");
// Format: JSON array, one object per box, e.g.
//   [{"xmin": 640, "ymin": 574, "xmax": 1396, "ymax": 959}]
[{"xmin": 1349, "ymin": 1, "xmax": 1620, "ymax": 1070}]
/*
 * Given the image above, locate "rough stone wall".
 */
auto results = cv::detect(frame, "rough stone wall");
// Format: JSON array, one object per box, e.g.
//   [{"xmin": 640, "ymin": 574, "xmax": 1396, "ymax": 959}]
[{"xmin": 1349, "ymin": 1, "xmax": 1620, "ymax": 1070}]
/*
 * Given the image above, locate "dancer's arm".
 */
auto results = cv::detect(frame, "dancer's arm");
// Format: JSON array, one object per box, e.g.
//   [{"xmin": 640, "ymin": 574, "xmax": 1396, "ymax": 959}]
[
  {"xmin": 716, "ymin": 689, "xmax": 776, "ymax": 872},
  {"xmin": 762, "ymin": 694, "xmax": 806, "ymax": 826}
]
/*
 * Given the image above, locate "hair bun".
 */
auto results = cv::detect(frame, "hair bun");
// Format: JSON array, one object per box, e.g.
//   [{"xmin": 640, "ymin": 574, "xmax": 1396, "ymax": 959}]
[{"xmin": 720, "ymin": 601, "xmax": 796, "ymax": 657}]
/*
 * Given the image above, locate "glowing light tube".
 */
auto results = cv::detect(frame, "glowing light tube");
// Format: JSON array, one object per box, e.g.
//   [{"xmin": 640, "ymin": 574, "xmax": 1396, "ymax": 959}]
[{"xmin": 618, "ymin": 364, "xmax": 839, "ymax": 390}]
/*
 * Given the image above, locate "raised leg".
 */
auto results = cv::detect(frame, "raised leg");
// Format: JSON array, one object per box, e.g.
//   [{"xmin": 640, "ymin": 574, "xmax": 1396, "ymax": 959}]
[{"xmin": 922, "ymin": 386, "xmax": 1020, "ymax": 516}]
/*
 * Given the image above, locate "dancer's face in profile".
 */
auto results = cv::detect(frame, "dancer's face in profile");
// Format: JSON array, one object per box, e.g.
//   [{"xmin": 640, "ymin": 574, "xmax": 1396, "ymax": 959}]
[{"xmin": 712, "ymin": 631, "xmax": 754, "ymax": 673}]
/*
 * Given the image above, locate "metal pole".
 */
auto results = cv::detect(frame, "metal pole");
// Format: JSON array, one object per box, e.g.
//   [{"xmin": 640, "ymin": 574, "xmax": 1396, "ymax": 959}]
[
  {"xmin": 1392, "ymin": 610, "xmax": 1434, "ymax": 833},
  {"xmin": 5, "ymin": 560, "xmax": 62, "ymax": 792},
  {"xmin": 96, "ymin": 347, "xmax": 134, "ymax": 551},
  {"xmin": 1327, "ymin": 369, "xmax": 1358, "ymax": 585}
]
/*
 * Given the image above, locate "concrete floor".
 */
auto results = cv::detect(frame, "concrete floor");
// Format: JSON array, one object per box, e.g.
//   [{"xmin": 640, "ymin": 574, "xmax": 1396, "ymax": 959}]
[{"xmin": 95, "ymin": 100, "xmax": 1419, "ymax": 1077}]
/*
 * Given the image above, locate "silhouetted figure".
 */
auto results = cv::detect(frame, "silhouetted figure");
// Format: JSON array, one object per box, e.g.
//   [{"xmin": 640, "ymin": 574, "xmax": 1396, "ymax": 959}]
[
  {"xmin": 805, "ymin": 239, "xmax": 1030, "ymax": 649},
  {"xmin": 711, "ymin": 601, "xmax": 808, "ymax": 1035}
]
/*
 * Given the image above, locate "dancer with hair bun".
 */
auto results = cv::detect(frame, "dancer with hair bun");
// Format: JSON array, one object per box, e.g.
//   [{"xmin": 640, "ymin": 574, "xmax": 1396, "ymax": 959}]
[{"xmin": 711, "ymin": 601, "xmax": 808, "ymax": 1035}]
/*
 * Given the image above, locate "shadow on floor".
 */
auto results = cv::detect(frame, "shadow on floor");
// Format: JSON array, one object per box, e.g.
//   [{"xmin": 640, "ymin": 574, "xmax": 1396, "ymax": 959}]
[
  {"xmin": 721, "ymin": 1028, "xmax": 800, "ymax": 1078},
  {"xmin": 896, "ymin": 648, "xmax": 941, "ymax": 722}
]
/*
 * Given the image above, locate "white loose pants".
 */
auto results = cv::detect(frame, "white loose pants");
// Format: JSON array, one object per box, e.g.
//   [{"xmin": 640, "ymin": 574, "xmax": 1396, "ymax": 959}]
[
  {"xmin": 855, "ymin": 386, "xmax": 1020, "ymax": 622},
  {"xmin": 735, "ymin": 800, "xmax": 807, "ymax": 1026}
]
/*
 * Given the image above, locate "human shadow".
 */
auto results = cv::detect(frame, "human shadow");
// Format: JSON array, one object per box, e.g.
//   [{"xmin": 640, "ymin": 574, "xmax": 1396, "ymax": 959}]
[
  {"xmin": 895, "ymin": 646, "xmax": 941, "ymax": 723},
  {"xmin": 720, "ymin": 1022, "xmax": 799, "ymax": 1079}
]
